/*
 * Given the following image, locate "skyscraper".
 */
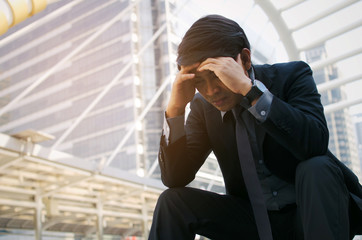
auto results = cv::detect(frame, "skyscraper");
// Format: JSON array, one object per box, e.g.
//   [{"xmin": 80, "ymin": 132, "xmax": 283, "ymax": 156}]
[
  {"xmin": 0, "ymin": 0, "xmax": 168, "ymax": 177},
  {"xmin": 305, "ymin": 45, "xmax": 360, "ymax": 176},
  {"xmin": 354, "ymin": 113, "xmax": 362, "ymax": 178}
]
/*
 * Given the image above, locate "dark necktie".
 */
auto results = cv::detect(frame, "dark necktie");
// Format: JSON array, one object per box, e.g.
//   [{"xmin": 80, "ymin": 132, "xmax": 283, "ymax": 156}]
[{"xmin": 232, "ymin": 106, "xmax": 273, "ymax": 240}]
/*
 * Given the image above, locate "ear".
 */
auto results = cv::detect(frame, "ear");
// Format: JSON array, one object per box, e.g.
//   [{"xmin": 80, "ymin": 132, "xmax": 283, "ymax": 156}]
[{"xmin": 240, "ymin": 48, "xmax": 251, "ymax": 70}]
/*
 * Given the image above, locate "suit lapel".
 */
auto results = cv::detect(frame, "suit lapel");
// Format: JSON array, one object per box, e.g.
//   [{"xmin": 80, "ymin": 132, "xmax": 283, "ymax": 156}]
[{"xmin": 253, "ymin": 64, "xmax": 276, "ymax": 96}]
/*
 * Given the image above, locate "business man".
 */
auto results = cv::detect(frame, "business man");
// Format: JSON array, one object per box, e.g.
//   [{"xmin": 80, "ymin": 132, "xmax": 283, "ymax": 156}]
[{"xmin": 149, "ymin": 14, "xmax": 362, "ymax": 240}]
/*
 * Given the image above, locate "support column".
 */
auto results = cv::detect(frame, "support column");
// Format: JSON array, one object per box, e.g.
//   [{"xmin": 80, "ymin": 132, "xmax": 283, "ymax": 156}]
[
  {"xmin": 141, "ymin": 194, "xmax": 149, "ymax": 238},
  {"xmin": 34, "ymin": 191, "xmax": 42, "ymax": 240},
  {"xmin": 96, "ymin": 197, "xmax": 104, "ymax": 240}
]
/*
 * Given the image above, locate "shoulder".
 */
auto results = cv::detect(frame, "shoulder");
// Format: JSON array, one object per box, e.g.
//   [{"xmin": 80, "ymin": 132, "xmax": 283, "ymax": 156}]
[
  {"xmin": 254, "ymin": 61, "xmax": 316, "ymax": 97},
  {"xmin": 254, "ymin": 61, "xmax": 313, "ymax": 84},
  {"xmin": 188, "ymin": 93, "xmax": 217, "ymax": 120},
  {"xmin": 190, "ymin": 93, "xmax": 212, "ymax": 110},
  {"xmin": 254, "ymin": 61, "xmax": 311, "ymax": 75}
]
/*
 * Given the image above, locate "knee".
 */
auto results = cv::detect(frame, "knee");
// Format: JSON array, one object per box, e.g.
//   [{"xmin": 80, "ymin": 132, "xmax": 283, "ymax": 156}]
[
  {"xmin": 295, "ymin": 155, "xmax": 342, "ymax": 184},
  {"xmin": 156, "ymin": 187, "xmax": 187, "ymax": 207}
]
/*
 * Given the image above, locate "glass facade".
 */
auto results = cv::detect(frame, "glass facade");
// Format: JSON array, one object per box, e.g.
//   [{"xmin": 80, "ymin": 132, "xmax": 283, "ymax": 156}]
[
  {"xmin": 0, "ymin": 0, "xmax": 146, "ymax": 172},
  {"xmin": 305, "ymin": 45, "xmax": 360, "ymax": 176}
]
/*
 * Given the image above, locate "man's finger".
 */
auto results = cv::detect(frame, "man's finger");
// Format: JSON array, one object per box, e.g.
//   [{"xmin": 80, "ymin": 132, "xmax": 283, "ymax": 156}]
[
  {"xmin": 197, "ymin": 57, "xmax": 232, "ymax": 72},
  {"xmin": 179, "ymin": 73, "xmax": 195, "ymax": 81},
  {"xmin": 198, "ymin": 62, "xmax": 219, "ymax": 72},
  {"xmin": 180, "ymin": 63, "xmax": 200, "ymax": 73}
]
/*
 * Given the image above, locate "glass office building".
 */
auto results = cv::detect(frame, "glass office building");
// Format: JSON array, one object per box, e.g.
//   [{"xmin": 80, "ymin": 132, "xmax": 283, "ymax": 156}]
[
  {"xmin": 355, "ymin": 113, "xmax": 362, "ymax": 172},
  {"xmin": 306, "ymin": 45, "xmax": 360, "ymax": 175},
  {"xmin": 0, "ymin": 0, "xmax": 170, "ymax": 177}
]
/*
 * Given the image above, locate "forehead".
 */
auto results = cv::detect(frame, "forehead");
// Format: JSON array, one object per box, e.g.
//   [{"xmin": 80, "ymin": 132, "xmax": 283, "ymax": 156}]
[{"xmin": 192, "ymin": 70, "xmax": 217, "ymax": 79}]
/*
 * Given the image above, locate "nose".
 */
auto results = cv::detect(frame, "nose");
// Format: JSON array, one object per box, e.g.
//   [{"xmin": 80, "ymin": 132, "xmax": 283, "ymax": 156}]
[{"xmin": 204, "ymin": 79, "xmax": 220, "ymax": 96}]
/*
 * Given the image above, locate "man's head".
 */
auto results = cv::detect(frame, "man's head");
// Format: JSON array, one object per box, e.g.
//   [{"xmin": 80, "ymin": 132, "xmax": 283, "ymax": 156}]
[
  {"xmin": 177, "ymin": 14, "xmax": 250, "ymax": 67},
  {"xmin": 177, "ymin": 15, "xmax": 251, "ymax": 112}
]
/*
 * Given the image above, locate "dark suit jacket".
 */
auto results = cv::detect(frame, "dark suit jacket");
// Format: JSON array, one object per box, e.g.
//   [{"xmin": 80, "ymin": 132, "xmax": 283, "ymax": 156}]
[{"xmin": 158, "ymin": 61, "xmax": 362, "ymax": 234}]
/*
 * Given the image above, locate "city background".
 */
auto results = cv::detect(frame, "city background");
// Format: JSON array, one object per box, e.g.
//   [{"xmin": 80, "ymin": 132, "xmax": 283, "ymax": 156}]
[{"xmin": 0, "ymin": 0, "xmax": 361, "ymax": 239}]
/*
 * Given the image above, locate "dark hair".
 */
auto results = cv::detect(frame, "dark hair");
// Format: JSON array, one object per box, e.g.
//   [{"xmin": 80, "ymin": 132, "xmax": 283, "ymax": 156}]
[{"xmin": 177, "ymin": 14, "xmax": 250, "ymax": 67}]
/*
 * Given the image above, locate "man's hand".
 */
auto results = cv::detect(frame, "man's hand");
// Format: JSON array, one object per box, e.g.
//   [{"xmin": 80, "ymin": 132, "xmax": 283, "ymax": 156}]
[
  {"xmin": 197, "ymin": 53, "xmax": 252, "ymax": 96},
  {"xmin": 166, "ymin": 63, "xmax": 199, "ymax": 118}
]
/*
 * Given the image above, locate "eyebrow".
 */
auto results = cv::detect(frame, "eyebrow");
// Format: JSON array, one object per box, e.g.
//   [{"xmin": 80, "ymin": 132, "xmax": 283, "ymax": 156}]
[
  {"xmin": 194, "ymin": 70, "xmax": 217, "ymax": 79},
  {"xmin": 189, "ymin": 68, "xmax": 198, "ymax": 75},
  {"xmin": 194, "ymin": 69, "xmax": 211, "ymax": 75}
]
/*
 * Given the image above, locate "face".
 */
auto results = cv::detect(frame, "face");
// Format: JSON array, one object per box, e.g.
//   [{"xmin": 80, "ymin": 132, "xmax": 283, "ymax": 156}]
[{"xmin": 193, "ymin": 70, "xmax": 243, "ymax": 111}]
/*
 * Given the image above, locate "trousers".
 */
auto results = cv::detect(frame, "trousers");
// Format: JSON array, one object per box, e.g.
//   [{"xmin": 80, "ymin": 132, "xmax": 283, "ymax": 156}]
[{"xmin": 149, "ymin": 155, "xmax": 350, "ymax": 240}]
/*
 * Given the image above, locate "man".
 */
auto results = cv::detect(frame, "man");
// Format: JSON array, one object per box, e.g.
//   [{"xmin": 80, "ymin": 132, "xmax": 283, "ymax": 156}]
[{"xmin": 149, "ymin": 15, "xmax": 362, "ymax": 240}]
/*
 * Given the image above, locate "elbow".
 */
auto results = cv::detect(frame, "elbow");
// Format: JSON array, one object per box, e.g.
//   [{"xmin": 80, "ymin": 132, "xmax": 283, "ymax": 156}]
[
  {"xmin": 161, "ymin": 179, "xmax": 185, "ymax": 188},
  {"xmin": 311, "ymin": 124, "xmax": 329, "ymax": 156},
  {"xmin": 297, "ymin": 125, "xmax": 329, "ymax": 160},
  {"xmin": 161, "ymin": 173, "xmax": 194, "ymax": 188},
  {"xmin": 160, "ymin": 164, "xmax": 196, "ymax": 188}
]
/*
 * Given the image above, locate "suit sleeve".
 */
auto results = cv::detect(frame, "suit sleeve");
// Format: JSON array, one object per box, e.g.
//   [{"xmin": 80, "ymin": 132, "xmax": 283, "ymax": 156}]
[
  {"xmin": 158, "ymin": 96, "xmax": 212, "ymax": 187},
  {"xmin": 260, "ymin": 61, "xmax": 329, "ymax": 161}
]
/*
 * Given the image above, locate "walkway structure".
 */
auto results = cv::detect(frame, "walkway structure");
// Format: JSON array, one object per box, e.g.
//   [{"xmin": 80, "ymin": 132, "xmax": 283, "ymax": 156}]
[{"xmin": 0, "ymin": 131, "xmax": 163, "ymax": 239}]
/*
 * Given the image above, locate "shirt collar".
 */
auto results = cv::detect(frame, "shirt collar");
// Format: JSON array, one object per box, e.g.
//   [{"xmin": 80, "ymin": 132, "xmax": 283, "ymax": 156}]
[
  {"xmin": 221, "ymin": 111, "xmax": 227, "ymax": 122},
  {"xmin": 249, "ymin": 66, "xmax": 255, "ymax": 81}
]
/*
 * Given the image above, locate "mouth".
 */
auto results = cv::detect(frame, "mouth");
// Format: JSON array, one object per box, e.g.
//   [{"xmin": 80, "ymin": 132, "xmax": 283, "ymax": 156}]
[{"xmin": 211, "ymin": 97, "xmax": 227, "ymax": 107}]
